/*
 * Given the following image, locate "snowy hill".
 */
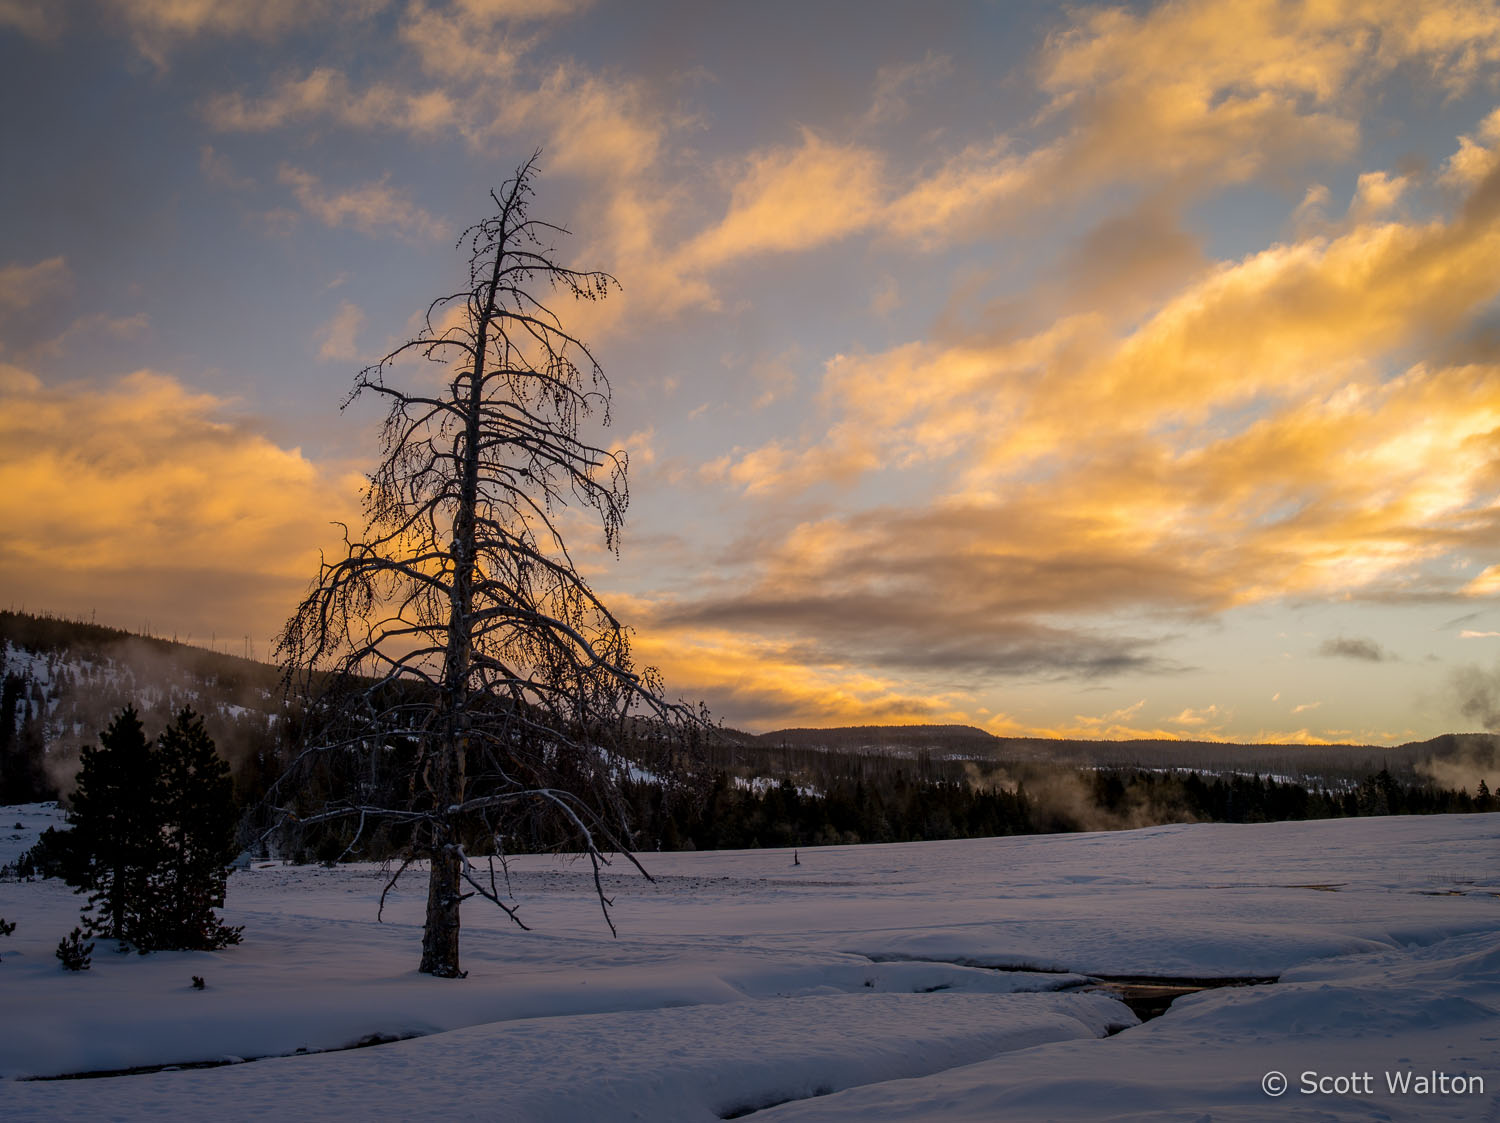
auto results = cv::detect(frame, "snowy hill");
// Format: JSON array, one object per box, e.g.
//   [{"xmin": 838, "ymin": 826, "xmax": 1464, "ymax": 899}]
[{"xmin": 1, "ymin": 612, "xmax": 284, "ymax": 802}]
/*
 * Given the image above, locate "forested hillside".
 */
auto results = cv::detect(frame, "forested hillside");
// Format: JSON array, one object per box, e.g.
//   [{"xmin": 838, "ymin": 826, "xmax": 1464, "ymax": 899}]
[
  {"xmin": 0, "ymin": 611, "xmax": 282, "ymax": 805},
  {"xmin": 3, "ymin": 611, "xmax": 1495, "ymax": 860}
]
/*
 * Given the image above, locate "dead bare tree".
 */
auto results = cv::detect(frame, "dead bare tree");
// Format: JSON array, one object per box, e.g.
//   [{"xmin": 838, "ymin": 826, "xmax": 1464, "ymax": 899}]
[{"xmin": 276, "ymin": 153, "xmax": 704, "ymax": 978}]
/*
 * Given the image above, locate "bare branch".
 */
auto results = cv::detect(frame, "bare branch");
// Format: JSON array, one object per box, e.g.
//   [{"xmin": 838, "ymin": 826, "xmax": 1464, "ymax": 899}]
[{"xmin": 275, "ymin": 152, "xmax": 708, "ymax": 979}]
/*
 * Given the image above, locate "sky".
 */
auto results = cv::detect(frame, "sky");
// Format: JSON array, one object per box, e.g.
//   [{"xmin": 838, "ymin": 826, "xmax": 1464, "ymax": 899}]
[{"xmin": 4, "ymin": 0, "xmax": 1500, "ymax": 743}]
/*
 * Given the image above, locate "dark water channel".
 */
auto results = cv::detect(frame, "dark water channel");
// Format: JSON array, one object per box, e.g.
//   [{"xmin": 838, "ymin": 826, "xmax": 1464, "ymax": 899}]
[
  {"xmin": 717, "ymin": 969, "xmax": 1283, "ymax": 1117},
  {"xmin": 1083, "ymin": 974, "xmax": 1278, "ymax": 1027}
]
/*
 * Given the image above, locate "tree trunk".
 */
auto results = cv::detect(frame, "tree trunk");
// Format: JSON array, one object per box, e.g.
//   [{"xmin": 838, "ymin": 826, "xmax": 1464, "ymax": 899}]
[
  {"xmin": 418, "ymin": 231, "xmax": 498, "ymax": 979},
  {"xmin": 419, "ymin": 719, "xmax": 465, "ymax": 975},
  {"xmin": 419, "ymin": 815, "xmax": 463, "ymax": 976}
]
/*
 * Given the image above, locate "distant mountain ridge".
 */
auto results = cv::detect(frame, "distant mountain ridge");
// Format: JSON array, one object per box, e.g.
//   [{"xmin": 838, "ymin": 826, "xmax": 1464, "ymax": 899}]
[
  {"xmin": 730, "ymin": 725, "xmax": 1497, "ymax": 788},
  {"xmin": 3, "ymin": 611, "xmax": 1495, "ymax": 799}
]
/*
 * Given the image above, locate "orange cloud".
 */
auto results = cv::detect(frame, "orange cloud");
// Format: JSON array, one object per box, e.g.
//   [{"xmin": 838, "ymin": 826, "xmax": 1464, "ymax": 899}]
[
  {"xmin": 1464, "ymin": 567, "xmax": 1500, "ymax": 597},
  {"xmin": 0, "ymin": 365, "xmax": 361, "ymax": 643},
  {"xmin": 1039, "ymin": 0, "xmax": 1500, "ymax": 188},
  {"xmin": 722, "ymin": 135, "xmax": 1500, "ymax": 499},
  {"xmin": 674, "ymin": 2, "xmax": 1500, "ymax": 266},
  {"xmin": 1443, "ymin": 108, "xmax": 1500, "ymax": 188},
  {"xmin": 682, "ymin": 131, "xmax": 887, "ymax": 268},
  {"xmin": 668, "ymin": 126, "xmax": 1500, "ymax": 720},
  {"xmin": 111, "ymin": 0, "xmax": 378, "ymax": 39},
  {"xmin": 628, "ymin": 624, "xmax": 969, "ymax": 731}
]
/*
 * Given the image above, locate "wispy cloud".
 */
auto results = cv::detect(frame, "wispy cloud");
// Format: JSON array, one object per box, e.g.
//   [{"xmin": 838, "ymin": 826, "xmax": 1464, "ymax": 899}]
[
  {"xmin": 198, "ymin": 145, "xmax": 254, "ymax": 191},
  {"xmin": 0, "ymin": 0, "xmax": 61, "ymax": 39},
  {"xmin": 0, "ymin": 257, "xmax": 69, "ymax": 311},
  {"xmin": 278, "ymin": 166, "xmax": 446, "ymax": 240},
  {"xmin": 109, "ymin": 0, "xmax": 390, "ymax": 66},
  {"xmin": 206, "ymin": 69, "xmax": 456, "ymax": 135},
  {"xmin": 316, "ymin": 300, "xmax": 365, "ymax": 361},
  {"xmin": 862, "ymin": 51, "xmax": 954, "ymax": 127}
]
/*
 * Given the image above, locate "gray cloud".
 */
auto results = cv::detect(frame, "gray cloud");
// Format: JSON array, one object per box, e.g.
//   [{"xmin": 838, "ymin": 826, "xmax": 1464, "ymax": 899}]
[
  {"xmin": 663, "ymin": 591, "xmax": 1170, "ymax": 679},
  {"xmin": 655, "ymin": 502, "xmax": 1202, "ymax": 681},
  {"xmin": 1452, "ymin": 662, "xmax": 1500, "ymax": 731},
  {"xmin": 1317, "ymin": 636, "xmax": 1389, "ymax": 662}
]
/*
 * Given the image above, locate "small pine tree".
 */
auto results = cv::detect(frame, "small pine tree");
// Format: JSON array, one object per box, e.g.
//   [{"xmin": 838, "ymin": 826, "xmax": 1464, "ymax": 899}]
[
  {"xmin": 148, "ymin": 709, "xmax": 242, "ymax": 950},
  {"xmin": 1, "ymin": 915, "xmax": 15, "ymax": 962},
  {"xmin": 66, "ymin": 707, "xmax": 159, "ymax": 944},
  {"xmin": 56, "ymin": 926, "xmax": 93, "ymax": 971}
]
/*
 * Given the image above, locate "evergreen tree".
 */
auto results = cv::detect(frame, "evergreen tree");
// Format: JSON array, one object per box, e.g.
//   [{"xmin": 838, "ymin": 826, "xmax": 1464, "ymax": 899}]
[
  {"xmin": 149, "ymin": 709, "xmax": 242, "ymax": 950},
  {"xmin": 63, "ymin": 707, "xmax": 242, "ymax": 951},
  {"xmin": 0, "ymin": 673, "xmax": 53, "ymax": 804},
  {"xmin": 0, "ymin": 671, "xmax": 21, "ymax": 757},
  {"xmin": 66, "ymin": 707, "xmax": 158, "ymax": 944}
]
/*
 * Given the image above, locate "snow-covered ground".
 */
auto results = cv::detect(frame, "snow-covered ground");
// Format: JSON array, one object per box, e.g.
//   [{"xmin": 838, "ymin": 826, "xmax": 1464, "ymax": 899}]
[{"xmin": 1, "ymin": 807, "xmax": 1496, "ymax": 1121}]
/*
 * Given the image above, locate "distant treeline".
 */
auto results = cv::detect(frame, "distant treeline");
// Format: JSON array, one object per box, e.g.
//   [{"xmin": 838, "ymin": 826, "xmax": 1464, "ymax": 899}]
[
  {"xmin": 264, "ymin": 730, "xmax": 1498, "ymax": 861},
  {"xmin": 617, "ymin": 765, "xmax": 1497, "ymax": 853},
  {"xmin": 4, "ymin": 611, "xmax": 1498, "ymax": 864}
]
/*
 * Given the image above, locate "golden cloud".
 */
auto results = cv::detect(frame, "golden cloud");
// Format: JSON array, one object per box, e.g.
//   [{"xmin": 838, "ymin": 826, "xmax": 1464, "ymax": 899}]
[
  {"xmin": 0, "ymin": 365, "xmax": 362, "ymax": 643},
  {"xmin": 669, "ymin": 1, "xmax": 1500, "ymax": 267},
  {"xmin": 628, "ymin": 624, "xmax": 969, "ymax": 731},
  {"xmin": 1447, "ymin": 107, "xmax": 1500, "ymax": 178},
  {"xmin": 1040, "ymin": 0, "xmax": 1500, "ymax": 186},
  {"xmin": 454, "ymin": 0, "xmax": 592, "ymax": 24},
  {"xmin": 1464, "ymin": 566, "xmax": 1500, "ymax": 597},
  {"xmin": 682, "ymin": 131, "xmax": 887, "ymax": 269},
  {"xmin": 747, "ymin": 141, "xmax": 1500, "ymax": 494},
  {"xmin": 189, "ymin": 0, "xmax": 1500, "ymax": 339},
  {"xmin": 670, "ymin": 125, "xmax": 1500, "ymax": 720}
]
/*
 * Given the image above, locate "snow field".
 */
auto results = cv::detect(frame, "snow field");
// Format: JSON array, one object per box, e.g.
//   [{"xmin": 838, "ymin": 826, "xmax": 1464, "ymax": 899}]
[{"xmin": 1, "ymin": 807, "xmax": 1497, "ymax": 1120}]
